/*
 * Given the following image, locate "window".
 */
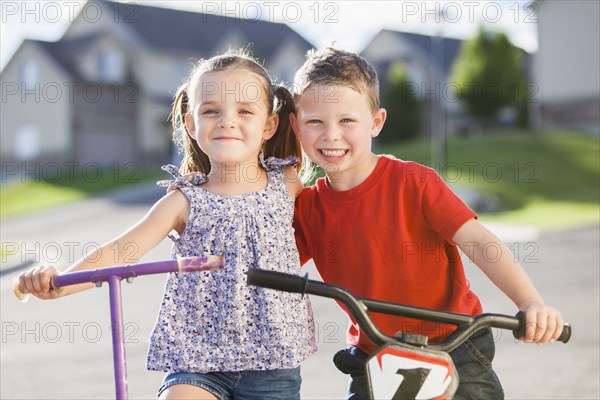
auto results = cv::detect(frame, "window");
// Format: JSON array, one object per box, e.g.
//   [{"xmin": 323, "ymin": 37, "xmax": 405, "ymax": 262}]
[
  {"xmin": 20, "ymin": 59, "xmax": 38, "ymax": 90},
  {"xmin": 97, "ymin": 48, "xmax": 124, "ymax": 82},
  {"xmin": 14, "ymin": 124, "xmax": 41, "ymax": 161}
]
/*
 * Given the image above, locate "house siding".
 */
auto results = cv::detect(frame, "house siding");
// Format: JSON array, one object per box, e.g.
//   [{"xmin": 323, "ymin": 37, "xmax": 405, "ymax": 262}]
[
  {"xmin": 1, "ymin": 42, "xmax": 72, "ymax": 164},
  {"xmin": 533, "ymin": 0, "xmax": 600, "ymax": 132}
]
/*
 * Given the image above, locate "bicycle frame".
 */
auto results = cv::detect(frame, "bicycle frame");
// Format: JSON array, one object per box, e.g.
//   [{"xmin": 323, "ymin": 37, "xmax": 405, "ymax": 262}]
[
  {"xmin": 13, "ymin": 256, "xmax": 223, "ymax": 400},
  {"xmin": 246, "ymin": 268, "xmax": 571, "ymax": 400}
]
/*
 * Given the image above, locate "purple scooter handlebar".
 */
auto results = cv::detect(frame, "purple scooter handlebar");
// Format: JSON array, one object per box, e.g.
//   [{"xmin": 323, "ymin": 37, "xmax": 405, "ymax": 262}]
[
  {"xmin": 50, "ymin": 256, "xmax": 224, "ymax": 289},
  {"xmin": 13, "ymin": 256, "xmax": 224, "ymax": 400}
]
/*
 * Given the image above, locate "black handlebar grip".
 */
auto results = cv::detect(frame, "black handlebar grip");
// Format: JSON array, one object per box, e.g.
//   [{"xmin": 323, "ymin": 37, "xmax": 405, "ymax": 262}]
[
  {"xmin": 246, "ymin": 269, "xmax": 309, "ymax": 294},
  {"xmin": 514, "ymin": 311, "xmax": 572, "ymax": 343}
]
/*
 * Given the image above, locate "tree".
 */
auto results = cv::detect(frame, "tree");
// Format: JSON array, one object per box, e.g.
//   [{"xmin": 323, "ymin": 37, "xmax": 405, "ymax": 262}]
[
  {"xmin": 379, "ymin": 62, "xmax": 422, "ymax": 142},
  {"xmin": 451, "ymin": 28, "xmax": 525, "ymax": 122}
]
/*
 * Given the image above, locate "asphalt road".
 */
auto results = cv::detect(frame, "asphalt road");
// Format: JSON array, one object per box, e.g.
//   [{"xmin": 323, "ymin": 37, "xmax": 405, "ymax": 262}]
[{"xmin": 1, "ymin": 183, "xmax": 598, "ymax": 399}]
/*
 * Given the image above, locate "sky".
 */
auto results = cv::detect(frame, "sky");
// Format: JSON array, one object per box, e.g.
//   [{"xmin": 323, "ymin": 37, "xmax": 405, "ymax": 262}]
[{"xmin": 0, "ymin": 0, "xmax": 539, "ymax": 71}]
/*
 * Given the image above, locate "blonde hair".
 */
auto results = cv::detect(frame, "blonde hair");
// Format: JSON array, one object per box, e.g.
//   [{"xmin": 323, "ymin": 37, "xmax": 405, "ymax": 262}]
[
  {"xmin": 292, "ymin": 47, "xmax": 381, "ymax": 183},
  {"xmin": 294, "ymin": 47, "xmax": 380, "ymax": 113},
  {"xmin": 171, "ymin": 49, "xmax": 302, "ymax": 174}
]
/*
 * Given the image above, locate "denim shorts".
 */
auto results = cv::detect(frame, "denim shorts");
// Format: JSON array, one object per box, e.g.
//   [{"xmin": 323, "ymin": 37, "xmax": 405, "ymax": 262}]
[
  {"xmin": 333, "ymin": 327, "xmax": 504, "ymax": 400},
  {"xmin": 157, "ymin": 367, "xmax": 301, "ymax": 400}
]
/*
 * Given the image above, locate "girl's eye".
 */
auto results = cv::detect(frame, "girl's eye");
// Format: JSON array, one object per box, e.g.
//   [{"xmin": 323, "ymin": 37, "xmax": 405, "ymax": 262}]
[
  {"xmin": 202, "ymin": 109, "xmax": 218, "ymax": 115},
  {"xmin": 240, "ymin": 109, "xmax": 253, "ymax": 115},
  {"xmin": 307, "ymin": 119, "xmax": 322, "ymax": 124}
]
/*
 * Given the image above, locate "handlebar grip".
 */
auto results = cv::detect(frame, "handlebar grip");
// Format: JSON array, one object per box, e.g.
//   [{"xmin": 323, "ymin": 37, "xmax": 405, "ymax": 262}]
[
  {"xmin": 246, "ymin": 269, "xmax": 309, "ymax": 294},
  {"xmin": 514, "ymin": 311, "xmax": 572, "ymax": 343}
]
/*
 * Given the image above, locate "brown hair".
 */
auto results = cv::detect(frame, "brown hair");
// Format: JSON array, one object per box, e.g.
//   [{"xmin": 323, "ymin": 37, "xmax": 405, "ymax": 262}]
[
  {"xmin": 171, "ymin": 49, "xmax": 302, "ymax": 174},
  {"xmin": 293, "ymin": 47, "xmax": 381, "ymax": 113}
]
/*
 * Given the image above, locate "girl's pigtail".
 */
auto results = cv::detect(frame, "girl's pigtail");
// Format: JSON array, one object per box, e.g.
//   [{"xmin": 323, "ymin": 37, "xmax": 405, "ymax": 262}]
[
  {"xmin": 171, "ymin": 85, "xmax": 211, "ymax": 175},
  {"xmin": 263, "ymin": 85, "xmax": 303, "ymax": 172}
]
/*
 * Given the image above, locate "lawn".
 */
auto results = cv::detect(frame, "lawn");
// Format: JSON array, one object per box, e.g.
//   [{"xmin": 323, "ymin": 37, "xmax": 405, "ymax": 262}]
[
  {"xmin": 1, "ymin": 165, "xmax": 163, "ymax": 218},
  {"xmin": 2, "ymin": 131, "xmax": 598, "ymax": 230},
  {"xmin": 377, "ymin": 130, "xmax": 599, "ymax": 230}
]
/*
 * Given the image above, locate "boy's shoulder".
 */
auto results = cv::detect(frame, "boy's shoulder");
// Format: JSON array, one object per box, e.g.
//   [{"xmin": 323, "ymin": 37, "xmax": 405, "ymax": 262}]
[
  {"xmin": 299, "ymin": 155, "xmax": 439, "ymax": 198},
  {"xmin": 378, "ymin": 154, "xmax": 439, "ymax": 180}
]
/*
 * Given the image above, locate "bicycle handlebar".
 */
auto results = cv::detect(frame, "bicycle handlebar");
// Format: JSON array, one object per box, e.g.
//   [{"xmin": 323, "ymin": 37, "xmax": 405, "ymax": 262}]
[
  {"xmin": 13, "ymin": 256, "xmax": 224, "ymax": 302},
  {"xmin": 246, "ymin": 269, "xmax": 571, "ymax": 352}
]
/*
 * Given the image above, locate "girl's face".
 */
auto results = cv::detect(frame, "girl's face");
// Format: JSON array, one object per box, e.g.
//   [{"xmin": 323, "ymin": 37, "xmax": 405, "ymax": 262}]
[{"xmin": 185, "ymin": 69, "xmax": 278, "ymax": 169}]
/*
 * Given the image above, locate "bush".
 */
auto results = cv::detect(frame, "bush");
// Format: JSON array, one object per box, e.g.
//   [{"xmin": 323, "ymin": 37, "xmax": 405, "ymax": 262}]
[{"xmin": 379, "ymin": 62, "xmax": 422, "ymax": 142}]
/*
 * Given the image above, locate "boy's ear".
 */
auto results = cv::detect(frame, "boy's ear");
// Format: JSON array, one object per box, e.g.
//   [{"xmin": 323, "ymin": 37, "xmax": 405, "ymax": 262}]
[
  {"xmin": 289, "ymin": 113, "xmax": 300, "ymax": 136},
  {"xmin": 184, "ymin": 114, "xmax": 196, "ymax": 140},
  {"xmin": 262, "ymin": 113, "xmax": 278, "ymax": 140},
  {"xmin": 370, "ymin": 108, "xmax": 387, "ymax": 138}
]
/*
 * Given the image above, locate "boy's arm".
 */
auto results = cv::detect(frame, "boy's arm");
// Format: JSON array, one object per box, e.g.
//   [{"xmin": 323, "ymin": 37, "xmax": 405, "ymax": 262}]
[
  {"xmin": 452, "ymin": 218, "xmax": 564, "ymax": 344},
  {"xmin": 19, "ymin": 190, "xmax": 189, "ymax": 299}
]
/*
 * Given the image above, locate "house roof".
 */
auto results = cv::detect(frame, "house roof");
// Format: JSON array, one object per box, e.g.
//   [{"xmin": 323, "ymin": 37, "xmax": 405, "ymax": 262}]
[
  {"xmin": 24, "ymin": 33, "xmax": 107, "ymax": 79},
  {"xmin": 362, "ymin": 29, "xmax": 463, "ymax": 74},
  {"xmin": 103, "ymin": 0, "xmax": 313, "ymax": 59},
  {"xmin": 8, "ymin": 2, "xmax": 314, "ymax": 81}
]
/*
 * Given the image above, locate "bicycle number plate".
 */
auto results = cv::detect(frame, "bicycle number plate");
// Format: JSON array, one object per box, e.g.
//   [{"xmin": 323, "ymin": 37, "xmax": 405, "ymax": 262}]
[{"xmin": 366, "ymin": 344, "xmax": 458, "ymax": 400}]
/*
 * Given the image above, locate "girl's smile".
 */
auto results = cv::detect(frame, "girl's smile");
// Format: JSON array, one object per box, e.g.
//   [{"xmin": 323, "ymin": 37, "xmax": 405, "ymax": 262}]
[{"xmin": 185, "ymin": 69, "xmax": 277, "ymax": 170}]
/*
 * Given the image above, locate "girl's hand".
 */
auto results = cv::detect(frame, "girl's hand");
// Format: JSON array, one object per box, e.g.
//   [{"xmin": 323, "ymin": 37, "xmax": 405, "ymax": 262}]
[
  {"xmin": 518, "ymin": 300, "xmax": 564, "ymax": 344},
  {"xmin": 17, "ymin": 265, "xmax": 65, "ymax": 300}
]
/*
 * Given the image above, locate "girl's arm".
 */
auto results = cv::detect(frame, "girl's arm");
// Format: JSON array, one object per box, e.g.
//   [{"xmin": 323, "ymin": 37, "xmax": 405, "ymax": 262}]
[
  {"xmin": 19, "ymin": 190, "xmax": 189, "ymax": 299},
  {"xmin": 285, "ymin": 167, "xmax": 304, "ymax": 199},
  {"xmin": 452, "ymin": 218, "xmax": 564, "ymax": 344}
]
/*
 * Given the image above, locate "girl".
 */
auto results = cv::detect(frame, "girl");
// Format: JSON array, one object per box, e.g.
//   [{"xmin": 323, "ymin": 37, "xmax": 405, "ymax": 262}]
[{"xmin": 17, "ymin": 49, "xmax": 317, "ymax": 400}]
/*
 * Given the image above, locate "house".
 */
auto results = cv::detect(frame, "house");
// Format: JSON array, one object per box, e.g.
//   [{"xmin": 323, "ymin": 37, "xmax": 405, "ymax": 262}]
[
  {"xmin": 0, "ymin": 0, "xmax": 314, "ymax": 173},
  {"xmin": 362, "ymin": 28, "xmax": 535, "ymax": 140},
  {"xmin": 531, "ymin": 1, "xmax": 600, "ymax": 134},
  {"xmin": 360, "ymin": 29, "xmax": 465, "ymax": 138}
]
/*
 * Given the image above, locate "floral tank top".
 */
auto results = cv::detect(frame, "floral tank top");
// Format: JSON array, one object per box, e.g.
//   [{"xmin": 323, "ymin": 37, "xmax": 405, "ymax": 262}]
[{"xmin": 146, "ymin": 156, "xmax": 317, "ymax": 373}]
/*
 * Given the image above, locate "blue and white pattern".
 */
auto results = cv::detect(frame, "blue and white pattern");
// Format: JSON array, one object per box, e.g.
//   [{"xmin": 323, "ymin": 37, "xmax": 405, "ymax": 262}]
[{"xmin": 147, "ymin": 156, "xmax": 317, "ymax": 373}]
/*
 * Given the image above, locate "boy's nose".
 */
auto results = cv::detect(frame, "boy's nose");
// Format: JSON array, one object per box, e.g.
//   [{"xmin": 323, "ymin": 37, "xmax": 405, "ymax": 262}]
[{"xmin": 322, "ymin": 126, "xmax": 342, "ymax": 141}]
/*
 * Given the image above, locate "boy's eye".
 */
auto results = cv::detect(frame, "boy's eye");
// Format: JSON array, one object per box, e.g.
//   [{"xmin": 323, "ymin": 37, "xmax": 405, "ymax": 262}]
[
  {"xmin": 240, "ymin": 109, "xmax": 254, "ymax": 115},
  {"xmin": 340, "ymin": 118, "xmax": 353, "ymax": 123}
]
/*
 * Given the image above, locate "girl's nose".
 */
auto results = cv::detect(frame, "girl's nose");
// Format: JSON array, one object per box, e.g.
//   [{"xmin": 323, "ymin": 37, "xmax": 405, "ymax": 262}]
[{"xmin": 218, "ymin": 113, "xmax": 236, "ymax": 128}]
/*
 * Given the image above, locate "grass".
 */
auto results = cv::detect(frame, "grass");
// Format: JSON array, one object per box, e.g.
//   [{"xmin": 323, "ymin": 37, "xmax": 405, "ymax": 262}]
[
  {"xmin": 376, "ymin": 129, "xmax": 600, "ymax": 230},
  {"xmin": 2, "ymin": 130, "xmax": 598, "ymax": 230},
  {"xmin": 1, "ymin": 166, "xmax": 163, "ymax": 219}
]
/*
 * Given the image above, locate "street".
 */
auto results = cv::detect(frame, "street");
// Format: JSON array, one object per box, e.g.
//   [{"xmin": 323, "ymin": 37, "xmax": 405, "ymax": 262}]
[{"xmin": 1, "ymin": 183, "xmax": 598, "ymax": 399}]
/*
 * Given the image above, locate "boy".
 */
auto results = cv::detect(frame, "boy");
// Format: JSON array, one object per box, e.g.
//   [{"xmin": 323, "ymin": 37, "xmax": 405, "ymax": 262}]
[{"xmin": 290, "ymin": 47, "xmax": 564, "ymax": 399}]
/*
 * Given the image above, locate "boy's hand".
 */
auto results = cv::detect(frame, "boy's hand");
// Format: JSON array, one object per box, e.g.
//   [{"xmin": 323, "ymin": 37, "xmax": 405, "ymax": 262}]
[
  {"xmin": 17, "ymin": 265, "xmax": 64, "ymax": 300},
  {"xmin": 519, "ymin": 300, "xmax": 564, "ymax": 344}
]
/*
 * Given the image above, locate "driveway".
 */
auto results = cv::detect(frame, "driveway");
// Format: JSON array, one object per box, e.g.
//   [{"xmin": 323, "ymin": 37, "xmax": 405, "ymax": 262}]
[{"xmin": 1, "ymin": 184, "xmax": 598, "ymax": 399}]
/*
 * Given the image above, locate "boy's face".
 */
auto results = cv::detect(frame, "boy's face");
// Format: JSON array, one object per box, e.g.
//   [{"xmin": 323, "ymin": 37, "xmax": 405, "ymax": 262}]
[{"xmin": 291, "ymin": 84, "xmax": 386, "ymax": 185}]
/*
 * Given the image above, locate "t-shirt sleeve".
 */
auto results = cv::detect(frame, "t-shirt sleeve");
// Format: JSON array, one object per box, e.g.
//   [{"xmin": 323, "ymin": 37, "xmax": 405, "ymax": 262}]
[
  {"xmin": 420, "ymin": 166, "xmax": 478, "ymax": 243},
  {"xmin": 293, "ymin": 196, "xmax": 313, "ymax": 266}
]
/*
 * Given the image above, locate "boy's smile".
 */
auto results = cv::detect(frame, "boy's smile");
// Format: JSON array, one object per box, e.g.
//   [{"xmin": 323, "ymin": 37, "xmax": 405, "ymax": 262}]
[{"xmin": 291, "ymin": 84, "xmax": 386, "ymax": 190}]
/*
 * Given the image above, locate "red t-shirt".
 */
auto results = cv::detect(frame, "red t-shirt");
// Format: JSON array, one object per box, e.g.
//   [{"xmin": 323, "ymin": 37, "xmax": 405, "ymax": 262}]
[{"xmin": 294, "ymin": 155, "xmax": 483, "ymax": 354}]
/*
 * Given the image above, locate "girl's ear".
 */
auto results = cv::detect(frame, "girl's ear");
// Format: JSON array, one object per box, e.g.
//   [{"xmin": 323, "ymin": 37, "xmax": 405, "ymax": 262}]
[
  {"xmin": 184, "ymin": 114, "xmax": 196, "ymax": 140},
  {"xmin": 262, "ymin": 113, "xmax": 278, "ymax": 140},
  {"xmin": 370, "ymin": 108, "xmax": 387, "ymax": 138}
]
